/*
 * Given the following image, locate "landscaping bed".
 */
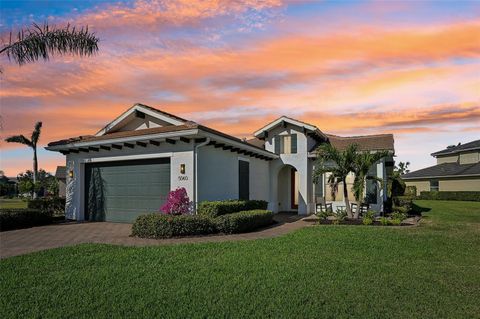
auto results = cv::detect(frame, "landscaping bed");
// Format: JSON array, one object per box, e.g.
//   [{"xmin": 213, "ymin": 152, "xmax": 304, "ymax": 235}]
[{"xmin": 132, "ymin": 199, "xmax": 274, "ymax": 239}]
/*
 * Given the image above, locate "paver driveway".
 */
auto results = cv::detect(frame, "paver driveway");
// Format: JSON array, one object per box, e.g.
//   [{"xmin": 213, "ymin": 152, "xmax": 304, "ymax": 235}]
[{"xmin": 0, "ymin": 213, "xmax": 308, "ymax": 259}]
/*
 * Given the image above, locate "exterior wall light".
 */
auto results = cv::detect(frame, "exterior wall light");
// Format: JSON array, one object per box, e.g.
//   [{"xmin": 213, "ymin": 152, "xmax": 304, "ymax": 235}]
[
  {"xmin": 68, "ymin": 170, "xmax": 74, "ymax": 178},
  {"xmin": 180, "ymin": 164, "xmax": 186, "ymax": 174}
]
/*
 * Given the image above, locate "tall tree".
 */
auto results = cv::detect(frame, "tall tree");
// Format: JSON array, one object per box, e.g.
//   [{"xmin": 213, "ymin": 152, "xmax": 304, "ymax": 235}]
[
  {"xmin": 0, "ymin": 23, "xmax": 99, "ymax": 67},
  {"xmin": 314, "ymin": 143, "xmax": 358, "ymax": 218},
  {"xmin": 5, "ymin": 122, "xmax": 42, "ymax": 198},
  {"xmin": 351, "ymin": 151, "xmax": 389, "ymax": 219},
  {"xmin": 395, "ymin": 161, "xmax": 410, "ymax": 175}
]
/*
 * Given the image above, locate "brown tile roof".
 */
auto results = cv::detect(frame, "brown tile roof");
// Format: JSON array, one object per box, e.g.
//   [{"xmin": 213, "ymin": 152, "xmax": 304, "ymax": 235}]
[
  {"xmin": 246, "ymin": 137, "xmax": 266, "ymax": 149},
  {"xmin": 48, "ymin": 123, "xmax": 199, "ymax": 146},
  {"xmin": 326, "ymin": 134, "xmax": 394, "ymax": 152}
]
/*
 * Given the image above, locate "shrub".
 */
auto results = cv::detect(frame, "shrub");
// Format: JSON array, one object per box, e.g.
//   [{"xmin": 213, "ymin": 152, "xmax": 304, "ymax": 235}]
[
  {"xmin": 27, "ymin": 197, "xmax": 65, "ymax": 215},
  {"xmin": 160, "ymin": 187, "xmax": 192, "ymax": 215},
  {"xmin": 418, "ymin": 191, "xmax": 480, "ymax": 202},
  {"xmin": 215, "ymin": 210, "xmax": 274, "ymax": 234},
  {"xmin": 0, "ymin": 208, "xmax": 52, "ymax": 231},
  {"xmin": 389, "ymin": 218, "xmax": 402, "ymax": 226},
  {"xmin": 362, "ymin": 217, "xmax": 373, "ymax": 225},
  {"xmin": 335, "ymin": 208, "xmax": 347, "ymax": 221},
  {"xmin": 197, "ymin": 200, "xmax": 268, "ymax": 218},
  {"xmin": 391, "ymin": 211, "xmax": 407, "ymax": 220},
  {"xmin": 404, "ymin": 186, "xmax": 417, "ymax": 197},
  {"xmin": 362, "ymin": 210, "xmax": 376, "ymax": 225},
  {"xmin": 379, "ymin": 217, "xmax": 389, "ymax": 226},
  {"xmin": 132, "ymin": 214, "xmax": 216, "ymax": 239}
]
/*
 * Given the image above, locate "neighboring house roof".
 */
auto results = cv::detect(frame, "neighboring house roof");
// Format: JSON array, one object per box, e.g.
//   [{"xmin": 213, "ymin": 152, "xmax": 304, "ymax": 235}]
[
  {"xmin": 326, "ymin": 134, "xmax": 395, "ymax": 152},
  {"xmin": 55, "ymin": 166, "xmax": 67, "ymax": 179},
  {"xmin": 431, "ymin": 139, "xmax": 480, "ymax": 157},
  {"xmin": 402, "ymin": 162, "xmax": 480, "ymax": 180}
]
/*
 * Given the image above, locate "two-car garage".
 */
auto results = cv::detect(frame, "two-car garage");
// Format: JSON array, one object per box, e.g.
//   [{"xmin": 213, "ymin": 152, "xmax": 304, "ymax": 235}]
[{"xmin": 84, "ymin": 158, "xmax": 171, "ymax": 222}]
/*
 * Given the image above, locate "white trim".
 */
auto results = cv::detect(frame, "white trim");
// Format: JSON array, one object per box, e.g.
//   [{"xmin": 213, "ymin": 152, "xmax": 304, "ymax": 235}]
[
  {"xmin": 95, "ymin": 104, "xmax": 185, "ymax": 136},
  {"xmin": 238, "ymin": 156, "xmax": 250, "ymax": 162},
  {"xmin": 254, "ymin": 116, "xmax": 317, "ymax": 137},
  {"xmin": 80, "ymin": 152, "xmax": 173, "ymax": 164}
]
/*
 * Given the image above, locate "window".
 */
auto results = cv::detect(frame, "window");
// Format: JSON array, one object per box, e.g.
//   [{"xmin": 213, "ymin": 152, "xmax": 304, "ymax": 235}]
[
  {"xmin": 274, "ymin": 134, "xmax": 297, "ymax": 154},
  {"xmin": 238, "ymin": 160, "xmax": 249, "ymax": 200},
  {"xmin": 430, "ymin": 180, "xmax": 439, "ymax": 191}
]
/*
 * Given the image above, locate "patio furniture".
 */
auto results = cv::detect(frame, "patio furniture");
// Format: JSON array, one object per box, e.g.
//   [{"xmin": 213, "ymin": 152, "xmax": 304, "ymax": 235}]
[
  {"xmin": 314, "ymin": 197, "xmax": 333, "ymax": 216},
  {"xmin": 351, "ymin": 203, "xmax": 370, "ymax": 216}
]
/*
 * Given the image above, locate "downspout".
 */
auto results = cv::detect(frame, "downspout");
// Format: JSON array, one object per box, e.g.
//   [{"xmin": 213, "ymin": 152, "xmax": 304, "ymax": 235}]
[{"xmin": 193, "ymin": 137, "xmax": 210, "ymax": 214}]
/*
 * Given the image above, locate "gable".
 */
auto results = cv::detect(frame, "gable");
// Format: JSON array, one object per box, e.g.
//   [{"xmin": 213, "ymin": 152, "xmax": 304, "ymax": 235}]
[{"xmin": 95, "ymin": 103, "xmax": 187, "ymax": 136}]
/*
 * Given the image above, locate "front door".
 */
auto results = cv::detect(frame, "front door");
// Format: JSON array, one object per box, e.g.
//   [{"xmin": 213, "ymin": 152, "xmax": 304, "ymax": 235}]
[{"xmin": 290, "ymin": 168, "xmax": 298, "ymax": 209}]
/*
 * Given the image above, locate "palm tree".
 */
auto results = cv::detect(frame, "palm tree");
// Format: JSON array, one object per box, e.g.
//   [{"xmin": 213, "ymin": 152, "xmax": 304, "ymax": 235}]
[
  {"xmin": 314, "ymin": 143, "xmax": 358, "ymax": 218},
  {"xmin": 0, "ymin": 22, "xmax": 99, "ymax": 67},
  {"xmin": 351, "ymin": 151, "xmax": 389, "ymax": 219},
  {"xmin": 5, "ymin": 122, "xmax": 42, "ymax": 198}
]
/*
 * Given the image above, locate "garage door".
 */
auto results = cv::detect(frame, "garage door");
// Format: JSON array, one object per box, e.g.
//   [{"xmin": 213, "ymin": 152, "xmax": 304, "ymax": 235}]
[{"xmin": 85, "ymin": 158, "xmax": 170, "ymax": 222}]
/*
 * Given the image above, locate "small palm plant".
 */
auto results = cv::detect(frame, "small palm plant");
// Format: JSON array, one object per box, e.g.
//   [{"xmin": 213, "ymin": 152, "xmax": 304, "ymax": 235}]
[
  {"xmin": 351, "ymin": 150, "xmax": 389, "ymax": 219},
  {"xmin": 5, "ymin": 122, "xmax": 42, "ymax": 198},
  {"xmin": 314, "ymin": 143, "xmax": 357, "ymax": 219}
]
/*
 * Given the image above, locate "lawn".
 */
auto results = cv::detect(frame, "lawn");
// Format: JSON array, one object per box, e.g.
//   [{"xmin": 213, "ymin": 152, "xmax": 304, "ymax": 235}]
[
  {"xmin": 0, "ymin": 198, "xmax": 27, "ymax": 209},
  {"xmin": 1, "ymin": 200, "xmax": 479, "ymax": 318}
]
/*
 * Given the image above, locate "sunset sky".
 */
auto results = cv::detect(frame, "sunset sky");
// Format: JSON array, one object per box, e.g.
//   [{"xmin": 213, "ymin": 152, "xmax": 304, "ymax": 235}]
[{"xmin": 1, "ymin": 0, "xmax": 479, "ymax": 176}]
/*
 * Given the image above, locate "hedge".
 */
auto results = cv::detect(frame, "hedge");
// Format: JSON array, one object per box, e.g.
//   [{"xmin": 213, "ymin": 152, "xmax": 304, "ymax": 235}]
[
  {"xmin": 0, "ymin": 208, "xmax": 53, "ymax": 231},
  {"xmin": 28, "ymin": 197, "xmax": 66, "ymax": 214},
  {"xmin": 418, "ymin": 191, "xmax": 480, "ymax": 202},
  {"xmin": 131, "ymin": 214, "xmax": 216, "ymax": 239},
  {"xmin": 215, "ymin": 210, "xmax": 274, "ymax": 234},
  {"xmin": 197, "ymin": 200, "xmax": 268, "ymax": 218}
]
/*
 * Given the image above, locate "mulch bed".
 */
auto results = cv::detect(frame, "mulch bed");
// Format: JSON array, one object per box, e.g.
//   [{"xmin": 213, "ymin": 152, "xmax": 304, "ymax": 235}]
[{"xmin": 304, "ymin": 216, "xmax": 422, "ymax": 226}]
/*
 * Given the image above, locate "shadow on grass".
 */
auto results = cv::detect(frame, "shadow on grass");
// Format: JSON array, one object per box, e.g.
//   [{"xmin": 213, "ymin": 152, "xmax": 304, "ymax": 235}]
[{"xmin": 411, "ymin": 202, "xmax": 431, "ymax": 217}]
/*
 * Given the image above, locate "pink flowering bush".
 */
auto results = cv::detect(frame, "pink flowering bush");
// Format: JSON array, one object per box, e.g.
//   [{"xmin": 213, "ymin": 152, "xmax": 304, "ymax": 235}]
[{"xmin": 160, "ymin": 187, "xmax": 192, "ymax": 215}]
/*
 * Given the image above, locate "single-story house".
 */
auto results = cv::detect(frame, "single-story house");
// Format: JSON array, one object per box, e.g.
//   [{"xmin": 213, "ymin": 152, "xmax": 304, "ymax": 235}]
[
  {"xmin": 46, "ymin": 103, "xmax": 395, "ymax": 222},
  {"xmin": 403, "ymin": 139, "xmax": 480, "ymax": 193},
  {"xmin": 55, "ymin": 166, "xmax": 67, "ymax": 198}
]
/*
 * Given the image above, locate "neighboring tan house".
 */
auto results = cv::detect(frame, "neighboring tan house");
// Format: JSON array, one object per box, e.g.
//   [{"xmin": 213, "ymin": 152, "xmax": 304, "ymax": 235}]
[
  {"xmin": 46, "ymin": 103, "xmax": 394, "ymax": 222},
  {"xmin": 55, "ymin": 166, "xmax": 67, "ymax": 198},
  {"xmin": 403, "ymin": 139, "xmax": 480, "ymax": 193}
]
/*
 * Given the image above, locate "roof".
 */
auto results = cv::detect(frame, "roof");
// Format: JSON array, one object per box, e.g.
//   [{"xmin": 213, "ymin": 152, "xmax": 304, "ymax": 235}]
[
  {"xmin": 326, "ymin": 134, "xmax": 395, "ymax": 152},
  {"xmin": 402, "ymin": 162, "xmax": 480, "ymax": 180},
  {"xmin": 253, "ymin": 116, "xmax": 327, "ymax": 140},
  {"xmin": 431, "ymin": 139, "xmax": 480, "ymax": 157},
  {"xmin": 246, "ymin": 137, "xmax": 266, "ymax": 149},
  {"xmin": 48, "ymin": 123, "xmax": 198, "ymax": 147},
  {"xmin": 47, "ymin": 119, "xmax": 275, "ymax": 157},
  {"xmin": 55, "ymin": 166, "xmax": 67, "ymax": 179}
]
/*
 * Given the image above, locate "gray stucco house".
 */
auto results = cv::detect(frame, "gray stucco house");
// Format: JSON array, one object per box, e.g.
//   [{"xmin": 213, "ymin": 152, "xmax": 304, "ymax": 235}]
[{"xmin": 46, "ymin": 103, "xmax": 395, "ymax": 222}]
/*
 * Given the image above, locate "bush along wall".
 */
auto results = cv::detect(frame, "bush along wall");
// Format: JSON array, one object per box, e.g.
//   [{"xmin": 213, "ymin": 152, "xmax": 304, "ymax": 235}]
[
  {"xmin": 131, "ymin": 214, "xmax": 217, "ymax": 239},
  {"xmin": 418, "ymin": 191, "xmax": 480, "ymax": 202},
  {"xmin": 0, "ymin": 208, "xmax": 53, "ymax": 231},
  {"xmin": 197, "ymin": 200, "xmax": 268, "ymax": 218},
  {"xmin": 28, "ymin": 197, "xmax": 66, "ymax": 215},
  {"xmin": 215, "ymin": 210, "xmax": 274, "ymax": 234},
  {"xmin": 132, "ymin": 208, "xmax": 274, "ymax": 239}
]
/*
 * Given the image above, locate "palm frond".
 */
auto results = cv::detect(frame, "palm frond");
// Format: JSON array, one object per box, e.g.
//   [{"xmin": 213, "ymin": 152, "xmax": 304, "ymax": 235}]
[
  {"xmin": 4, "ymin": 134, "xmax": 32, "ymax": 147},
  {"xmin": 0, "ymin": 22, "xmax": 99, "ymax": 66},
  {"xmin": 31, "ymin": 121, "xmax": 42, "ymax": 145}
]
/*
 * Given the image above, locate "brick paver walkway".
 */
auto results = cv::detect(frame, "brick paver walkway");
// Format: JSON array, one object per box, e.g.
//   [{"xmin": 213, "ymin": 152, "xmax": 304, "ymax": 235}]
[{"xmin": 0, "ymin": 213, "xmax": 309, "ymax": 259}]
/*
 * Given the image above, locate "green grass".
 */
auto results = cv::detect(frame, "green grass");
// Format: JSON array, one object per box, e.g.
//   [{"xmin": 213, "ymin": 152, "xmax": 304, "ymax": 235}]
[
  {"xmin": 1, "ymin": 200, "xmax": 479, "ymax": 318},
  {"xmin": 0, "ymin": 198, "xmax": 27, "ymax": 209}
]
